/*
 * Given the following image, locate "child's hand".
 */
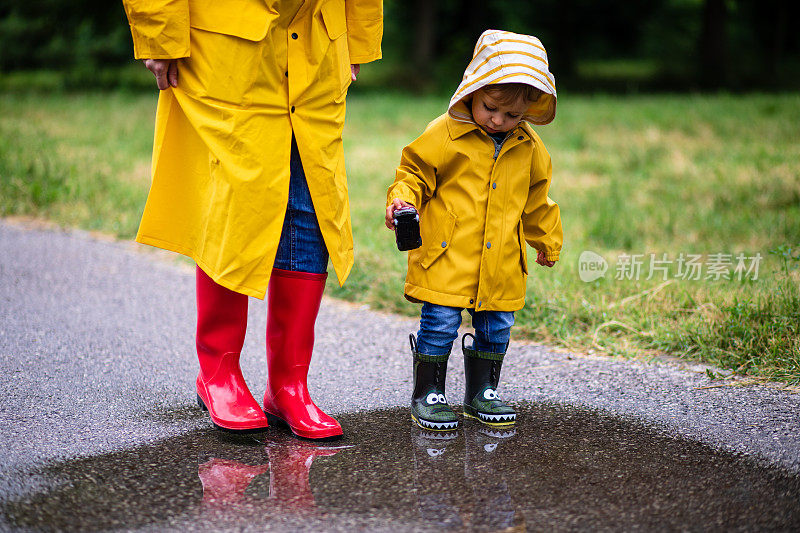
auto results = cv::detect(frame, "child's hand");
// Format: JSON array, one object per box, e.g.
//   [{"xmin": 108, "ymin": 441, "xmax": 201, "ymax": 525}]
[
  {"xmin": 536, "ymin": 250, "xmax": 556, "ymax": 267},
  {"xmin": 385, "ymin": 198, "xmax": 414, "ymax": 230}
]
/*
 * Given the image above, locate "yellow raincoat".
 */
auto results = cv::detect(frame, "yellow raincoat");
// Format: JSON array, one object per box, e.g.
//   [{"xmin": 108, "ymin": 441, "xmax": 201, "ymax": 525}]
[
  {"xmin": 122, "ymin": 0, "xmax": 383, "ymax": 298},
  {"xmin": 386, "ymin": 30, "xmax": 562, "ymax": 312}
]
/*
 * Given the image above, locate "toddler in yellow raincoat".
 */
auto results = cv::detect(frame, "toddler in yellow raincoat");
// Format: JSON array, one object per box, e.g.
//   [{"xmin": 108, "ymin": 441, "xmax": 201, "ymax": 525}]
[{"xmin": 385, "ymin": 30, "xmax": 563, "ymax": 431}]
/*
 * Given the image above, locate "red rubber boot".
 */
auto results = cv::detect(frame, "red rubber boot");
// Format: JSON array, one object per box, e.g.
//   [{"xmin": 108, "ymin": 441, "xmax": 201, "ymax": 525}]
[
  {"xmin": 263, "ymin": 269, "xmax": 343, "ymax": 440},
  {"xmin": 196, "ymin": 266, "xmax": 269, "ymax": 431}
]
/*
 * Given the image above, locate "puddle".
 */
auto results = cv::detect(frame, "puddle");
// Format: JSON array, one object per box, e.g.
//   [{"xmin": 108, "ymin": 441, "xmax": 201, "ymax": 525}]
[{"xmin": 2, "ymin": 404, "xmax": 799, "ymax": 531}]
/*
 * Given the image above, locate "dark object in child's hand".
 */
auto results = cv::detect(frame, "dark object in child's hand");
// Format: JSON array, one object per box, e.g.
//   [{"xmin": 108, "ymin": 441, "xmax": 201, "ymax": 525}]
[{"xmin": 393, "ymin": 206, "xmax": 422, "ymax": 251}]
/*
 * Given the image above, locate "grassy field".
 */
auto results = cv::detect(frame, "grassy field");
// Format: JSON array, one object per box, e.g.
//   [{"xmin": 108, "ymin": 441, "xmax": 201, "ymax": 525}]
[{"xmin": 1, "ymin": 91, "xmax": 798, "ymax": 383}]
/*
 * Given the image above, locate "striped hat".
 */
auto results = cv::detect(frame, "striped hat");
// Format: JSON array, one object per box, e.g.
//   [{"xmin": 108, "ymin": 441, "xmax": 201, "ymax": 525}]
[{"xmin": 448, "ymin": 29, "xmax": 557, "ymax": 125}]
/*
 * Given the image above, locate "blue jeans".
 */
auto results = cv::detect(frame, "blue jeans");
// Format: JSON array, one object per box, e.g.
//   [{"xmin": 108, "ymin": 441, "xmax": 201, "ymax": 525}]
[
  {"xmin": 416, "ymin": 302, "xmax": 515, "ymax": 355},
  {"xmin": 273, "ymin": 136, "xmax": 329, "ymax": 274}
]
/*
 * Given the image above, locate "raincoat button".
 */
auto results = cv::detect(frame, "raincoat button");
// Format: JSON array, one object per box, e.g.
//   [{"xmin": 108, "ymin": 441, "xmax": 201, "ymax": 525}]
[
  {"xmin": 492, "ymin": 182, "xmax": 497, "ymax": 189},
  {"xmin": 292, "ymin": 33, "xmax": 298, "ymax": 39},
  {"xmin": 291, "ymin": 106, "xmax": 296, "ymax": 113},
  {"xmin": 441, "ymin": 241, "xmax": 447, "ymax": 248},
  {"xmin": 469, "ymin": 299, "xmax": 474, "ymax": 304},
  {"xmin": 486, "ymin": 242, "xmax": 491, "ymax": 249},
  {"xmin": 478, "ymin": 301, "xmax": 482, "ymax": 307},
  {"xmin": 517, "ymin": 135, "xmax": 524, "ymax": 140}
]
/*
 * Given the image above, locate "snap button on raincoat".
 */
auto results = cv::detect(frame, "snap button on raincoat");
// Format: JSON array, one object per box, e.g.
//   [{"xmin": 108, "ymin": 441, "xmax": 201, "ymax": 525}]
[
  {"xmin": 122, "ymin": 0, "xmax": 383, "ymax": 298},
  {"xmin": 386, "ymin": 30, "xmax": 562, "ymax": 312}
]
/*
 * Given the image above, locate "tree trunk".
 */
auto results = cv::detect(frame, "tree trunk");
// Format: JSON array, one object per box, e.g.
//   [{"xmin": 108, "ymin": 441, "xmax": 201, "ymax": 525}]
[
  {"xmin": 554, "ymin": 1, "xmax": 577, "ymax": 79},
  {"xmin": 698, "ymin": 0, "xmax": 729, "ymax": 89},
  {"xmin": 769, "ymin": 0, "xmax": 788, "ymax": 79},
  {"xmin": 411, "ymin": 0, "xmax": 436, "ymax": 88}
]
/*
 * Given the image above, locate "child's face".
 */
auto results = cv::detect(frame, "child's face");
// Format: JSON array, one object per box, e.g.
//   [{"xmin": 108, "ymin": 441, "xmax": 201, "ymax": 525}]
[{"xmin": 470, "ymin": 89, "xmax": 529, "ymax": 135}]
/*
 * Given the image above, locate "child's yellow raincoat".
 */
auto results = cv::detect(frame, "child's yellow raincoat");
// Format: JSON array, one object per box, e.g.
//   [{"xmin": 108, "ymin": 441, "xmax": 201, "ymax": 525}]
[
  {"xmin": 122, "ymin": 0, "xmax": 383, "ymax": 298},
  {"xmin": 386, "ymin": 30, "xmax": 562, "ymax": 312}
]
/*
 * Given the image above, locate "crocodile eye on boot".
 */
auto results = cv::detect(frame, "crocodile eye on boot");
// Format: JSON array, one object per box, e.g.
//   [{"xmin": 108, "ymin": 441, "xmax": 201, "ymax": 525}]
[
  {"xmin": 195, "ymin": 266, "xmax": 269, "ymax": 432},
  {"xmin": 410, "ymin": 334, "xmax": 459, "ymax": 431},
  {"xmin": 462, "ymin": 334, "xmax": 516, "ymax": 426}
]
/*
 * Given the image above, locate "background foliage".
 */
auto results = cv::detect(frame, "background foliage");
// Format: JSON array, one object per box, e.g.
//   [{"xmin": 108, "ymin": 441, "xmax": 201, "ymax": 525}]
[{"xmin": 1, "ymin": 0, "xmax": 799, "ymax": 92}]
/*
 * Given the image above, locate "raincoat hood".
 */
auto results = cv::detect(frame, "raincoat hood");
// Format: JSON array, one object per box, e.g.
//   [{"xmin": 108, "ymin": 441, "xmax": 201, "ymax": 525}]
[{"xmin": 448, "ymin": 29, "xmax": 557, "ymax": 125}]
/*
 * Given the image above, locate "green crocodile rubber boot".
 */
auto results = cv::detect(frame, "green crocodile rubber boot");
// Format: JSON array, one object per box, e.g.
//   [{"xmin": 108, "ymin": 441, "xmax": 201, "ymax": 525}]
[
  {"xmin": 409, "ymin": 334, "xmax": 459, "ymax": 431},
  {"xmin": 462, "ymin": 334, "xmax": 516, "ymax": 426}
]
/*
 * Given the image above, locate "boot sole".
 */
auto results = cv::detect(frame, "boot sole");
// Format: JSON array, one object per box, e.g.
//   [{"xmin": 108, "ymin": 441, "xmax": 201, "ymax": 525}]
[
  {"xmin": 462, "ymin": 405, "xmax": 517, "ymax": 427},
  {"xmin": 411, "ymin": 413, "xmax": 459, "ymax": 431},
  {"xmin": 264, "ymin": 411, "xmax": 344, "ymax": 441},
  {"xmin": 196, "ymin": 394, "xmax": 269, "ymax": 433}
]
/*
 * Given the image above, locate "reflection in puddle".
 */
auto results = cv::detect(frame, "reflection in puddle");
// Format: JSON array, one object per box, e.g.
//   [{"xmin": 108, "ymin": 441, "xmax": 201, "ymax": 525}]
[
  {"xmin": 3, "ymin": 404, "xmax": 799, "ymax": 531},
  {"xmin": 413, "ymin": 426, "xmax": 521, "ymax": 530},
  {"xmin": 198, "ymin": 441, "xmax": 351, "ymax": 517}
]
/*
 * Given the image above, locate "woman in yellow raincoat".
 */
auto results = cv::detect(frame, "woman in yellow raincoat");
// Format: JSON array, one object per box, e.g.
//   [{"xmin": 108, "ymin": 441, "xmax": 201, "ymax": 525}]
[{"xmin": 122, "ymin": 0, "xmax": 383, "ymax": 439}]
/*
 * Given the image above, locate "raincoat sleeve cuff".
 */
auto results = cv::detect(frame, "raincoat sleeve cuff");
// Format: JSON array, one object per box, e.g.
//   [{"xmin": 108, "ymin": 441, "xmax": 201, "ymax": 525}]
[
  {"xmin": 123, "ymin": 0, "xmax": 191, "ymax": 59},
  {"xmin": 386, "ymin": 183, "xmax": 419, "ymax": 208},
  {"xmin": 524, "ymin": 213, "xmax": 563, "ymax": 262},
  {"xmin": 346, "ymin": 0, "xmax": 383, "ymax": 64}
]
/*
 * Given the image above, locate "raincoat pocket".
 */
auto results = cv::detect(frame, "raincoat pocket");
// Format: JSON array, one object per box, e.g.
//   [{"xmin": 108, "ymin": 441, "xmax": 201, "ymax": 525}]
[
  {"xmin": 188, "ymin": 0, "xmax": 277, "ymax": 41},
  {"xmin": 518, "ymin": 223, "xmax": 529, "ymax": 275},
  {"xmin": 182, "ymin": 27, "xmax": 261, "ymax": 105},
  {"xmin": 420, "ymin": 211, "xmax": 457, "ymax": 269},
  {"xmin": 320, "ymin": 0, "xmax": 351, "ymax": 96}
]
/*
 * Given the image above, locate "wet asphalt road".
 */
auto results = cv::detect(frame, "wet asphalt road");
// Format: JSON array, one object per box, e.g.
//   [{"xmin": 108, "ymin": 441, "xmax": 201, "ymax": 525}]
[{"xmin": 0, "ymin": 220, "xmax": 799, "ymax": 531}]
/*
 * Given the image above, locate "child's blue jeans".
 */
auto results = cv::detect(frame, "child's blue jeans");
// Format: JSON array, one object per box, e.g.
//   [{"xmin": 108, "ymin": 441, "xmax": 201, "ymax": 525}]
[
  {"xmin": 416, "ymin": 302, "xmax": 515, "ymax": 355},
  {"xmin": 273, "ymin": 135, "xmax": 329, "ymax": 274}
]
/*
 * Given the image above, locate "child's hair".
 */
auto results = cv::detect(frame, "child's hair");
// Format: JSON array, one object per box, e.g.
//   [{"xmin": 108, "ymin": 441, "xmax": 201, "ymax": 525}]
[{"xmin": 482, "ymin": 83, "xmax": 543, "ymax": 105}]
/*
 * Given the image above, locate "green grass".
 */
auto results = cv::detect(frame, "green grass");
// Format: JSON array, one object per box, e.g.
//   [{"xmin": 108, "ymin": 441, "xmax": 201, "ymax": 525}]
[
  {"xmin": 1, "ymin": 91, "xmax": 798, "ymax": 383},
  {"xmin": 0, "ymin": 92, "xmax": 155, "ymax": 235}
]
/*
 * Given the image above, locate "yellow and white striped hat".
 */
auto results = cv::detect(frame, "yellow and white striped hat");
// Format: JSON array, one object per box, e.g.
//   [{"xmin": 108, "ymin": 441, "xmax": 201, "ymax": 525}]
[{"xmin": 448, "ymin": 29, "xmax": 557, "ymax": 125}]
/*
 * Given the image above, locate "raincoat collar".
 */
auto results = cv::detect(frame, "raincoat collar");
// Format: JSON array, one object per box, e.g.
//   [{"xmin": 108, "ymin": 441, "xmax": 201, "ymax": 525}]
[{"xmin": 446, "ymin": 100, "xmax": 481, "ymax": 139}]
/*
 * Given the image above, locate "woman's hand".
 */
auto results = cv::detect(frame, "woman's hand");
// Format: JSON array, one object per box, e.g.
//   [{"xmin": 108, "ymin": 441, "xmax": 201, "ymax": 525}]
[
  {"xmin": 351, "ymin": 64, "xmax": 360, "ymax": 81},
  {"xmin": 536, "ymin": 250, "xmax": 555, "ymax": 267},
  {"xmin": 144, "ymin": 59, "xmax": 179, "ymax": 90},
  {"xmin": 385, "ymin": 198, "xmax": 413, "ymax": 230}
]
